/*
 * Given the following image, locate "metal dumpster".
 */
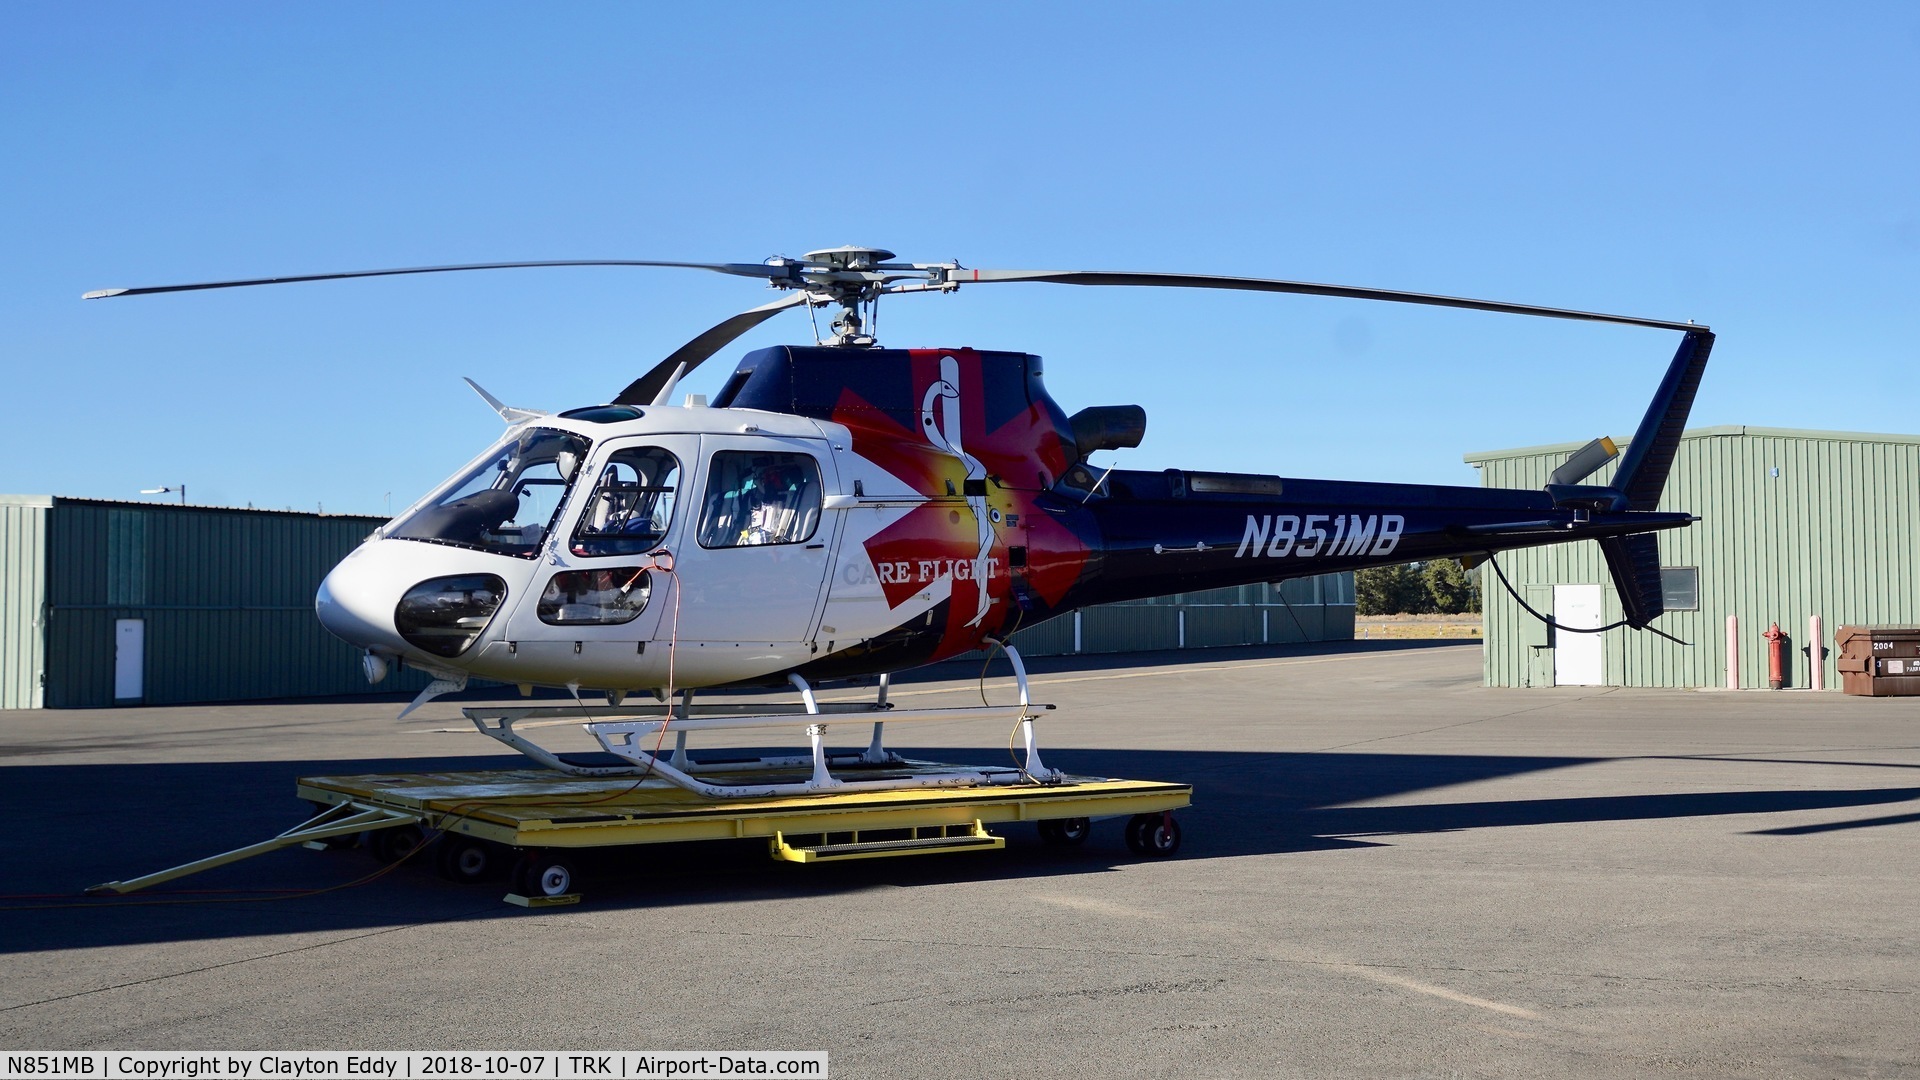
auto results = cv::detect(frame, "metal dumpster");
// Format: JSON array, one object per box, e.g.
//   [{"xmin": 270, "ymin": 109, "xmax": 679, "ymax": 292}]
[{"xmin": 1836, "ymin": 625, "xmax": 1920, "ymax": 696}]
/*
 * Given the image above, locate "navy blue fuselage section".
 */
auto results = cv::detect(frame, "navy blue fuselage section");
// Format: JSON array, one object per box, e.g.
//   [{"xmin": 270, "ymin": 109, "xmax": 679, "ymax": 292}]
[
  {"xmin": 710, "ymin": 337, "xmax": 1704, "ymax": 636},
  {"xmin": 1046, "ymin": 469, "xmax": 1691, "ymax": 610}
]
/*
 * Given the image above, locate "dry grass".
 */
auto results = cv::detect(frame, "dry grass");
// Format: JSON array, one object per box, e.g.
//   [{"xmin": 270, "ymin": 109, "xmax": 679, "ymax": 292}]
[{"xmin": 1355, "ymin": 613, "xmax": 1483, "ymax": 639}]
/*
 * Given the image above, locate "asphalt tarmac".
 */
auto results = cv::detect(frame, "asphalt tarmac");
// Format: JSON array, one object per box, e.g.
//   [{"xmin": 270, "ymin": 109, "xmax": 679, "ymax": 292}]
[{"xmin": 3, "ymin": 641, "xmax": 1917, "ymax": 1078}]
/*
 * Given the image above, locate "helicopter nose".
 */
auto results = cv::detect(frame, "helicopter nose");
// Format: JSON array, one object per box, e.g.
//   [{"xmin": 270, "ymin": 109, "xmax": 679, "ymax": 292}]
[{"xmin": 315, "ymin": 553, "xmax": 405, "ymax": 652}]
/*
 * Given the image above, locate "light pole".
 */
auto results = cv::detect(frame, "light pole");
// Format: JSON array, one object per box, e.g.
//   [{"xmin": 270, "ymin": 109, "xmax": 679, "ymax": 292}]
[{"xmin": 140, "ymin": 485, "xmax": 187, "ymax": 505}]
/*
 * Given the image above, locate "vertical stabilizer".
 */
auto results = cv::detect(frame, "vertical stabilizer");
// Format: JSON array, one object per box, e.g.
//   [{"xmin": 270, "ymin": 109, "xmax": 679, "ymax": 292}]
[
  {"xmin": 1609, "ymin": 330, "xmax": 1714, "ymax": 510},
  {"xmin": 1599, "ymin": 329, "xmax": 1713, "ymax": 628}
]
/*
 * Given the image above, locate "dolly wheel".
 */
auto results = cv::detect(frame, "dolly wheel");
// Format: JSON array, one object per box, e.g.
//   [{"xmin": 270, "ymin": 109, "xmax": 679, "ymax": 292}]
[
  {"xmin": 1125, "ymin": 813, "xmax": 1182, "ymax": 857},
  {"xmin": 436, "ymin": 837, "xmax": 501, "ymax": 884},
  {"xmin": 515, "ymin": 854, "xmax": 577, "ymax": 898},
  {"xmin": 367, "ymin": 824, "xmax": 426, "ymax": 864},
  {"xmin": 1037, "ymin": 818, "xmax": 1092, "ymax": 847}
]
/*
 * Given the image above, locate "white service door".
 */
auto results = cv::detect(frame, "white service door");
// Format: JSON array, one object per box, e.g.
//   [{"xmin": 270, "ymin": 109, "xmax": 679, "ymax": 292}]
[
  {"xmin": 114, "ymin": 618, "xmax": 145, "ymax": 700},
  {"xmin": 1553, "ymin": 584, "xmax": 1606, "ymax": 686}
]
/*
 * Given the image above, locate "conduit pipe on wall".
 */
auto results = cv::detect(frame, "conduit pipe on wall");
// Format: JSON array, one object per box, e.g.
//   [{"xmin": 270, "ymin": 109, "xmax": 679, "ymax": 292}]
[
  {"xmin": 1810, "ymin": 614, "xmax": 1825, "ymax": 691},
  {"xmin": 1726, "ymin": 614, "xmax": 1740, "ymax": 689}
]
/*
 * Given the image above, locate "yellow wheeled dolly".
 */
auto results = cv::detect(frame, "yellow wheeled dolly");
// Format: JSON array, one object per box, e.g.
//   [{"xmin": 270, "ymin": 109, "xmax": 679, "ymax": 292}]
[
  {"xmin": 91, "ymin": 646, "xmax": 1192, "ymax": 905},
  {"xmin": 90, "ymin": 649, "xmax": 1190, "ymax": 905},
  {"xmin": 88, "ymin": 760, "xmax": 1192, "ymax": 907}
]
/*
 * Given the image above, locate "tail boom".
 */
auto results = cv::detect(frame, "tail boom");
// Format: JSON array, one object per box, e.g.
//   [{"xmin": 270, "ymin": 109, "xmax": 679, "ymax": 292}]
[{"xmin": 1061, "ymin": 472, "xmax": 1691, "ymax": 608}]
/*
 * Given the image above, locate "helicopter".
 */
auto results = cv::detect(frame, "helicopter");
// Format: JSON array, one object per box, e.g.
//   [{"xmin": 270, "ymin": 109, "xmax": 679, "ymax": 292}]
[{"xmin": 87, "ymin": 247, "xmax": 1711, "ymax": 767}]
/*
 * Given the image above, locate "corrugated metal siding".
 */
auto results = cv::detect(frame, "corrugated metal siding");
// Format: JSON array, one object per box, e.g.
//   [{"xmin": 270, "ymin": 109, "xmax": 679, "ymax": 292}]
[
  {"xmin": 0, "ymin": 499, "xmax": 50, "ymax": 709},
  {"xmin": 1003, "ymin": 613, "xmax": 1075, "ymax": 656},
  {"xmin": 1473, "ymin": 428, "xmax": 1920, "ymax": 689},
  {"xmin": 42, "ymin": 500, "xmax": 429, "ymax": 707},
  {"xmin": 968, "ymin": 572, "xmax": 1356, "ymax": 659},
  {"xmin": 1081, "ymin": 605, "xmax": 1181, "ymax": 653}
]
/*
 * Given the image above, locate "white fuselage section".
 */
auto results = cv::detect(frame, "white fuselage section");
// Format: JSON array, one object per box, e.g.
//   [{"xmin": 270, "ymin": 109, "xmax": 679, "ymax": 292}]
[{"xmin": 315, "ymin": 404, "xmax": 952, "ymax": 692}]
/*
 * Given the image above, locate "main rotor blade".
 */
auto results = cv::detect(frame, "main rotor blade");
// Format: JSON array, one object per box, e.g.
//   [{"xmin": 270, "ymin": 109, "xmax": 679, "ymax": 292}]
[
  {"xmin": 83, "ymin": 259, "xmax": 790, "ymax": 299},
  {"xmin": 928, "ymin": 268, "xmax": 1705, "ymax": 333},
  {"xmin": 612, "ymin": 292, "xmax": 812, "ymax": 406}
]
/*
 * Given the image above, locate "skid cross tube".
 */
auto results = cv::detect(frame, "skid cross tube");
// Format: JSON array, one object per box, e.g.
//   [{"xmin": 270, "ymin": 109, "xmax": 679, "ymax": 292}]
[
  {"xmin": 470, "ymin": 658, "xmax": 1052, "ymax": 796},
  {"xmin": 582, "ymin": 647, "xmax": 1053, "ymax": 796},
  {"xmin": 470, "ymin": 645, "xmax": 1054, "ymax": 798},
  {"xmin": 468, "ymin": 705, "xmax": 1013, "ymax": 780},
  {"xmin": 580, "ymin": 733, "xmax": 1032, "ymax": 799},
  {"xmin": 584, "ymin": 702, "xmax": 1051, "ymax": 798},
  {"xmin": 622, "ymin": 645, "xmax": 1042, "ymax": 796}
]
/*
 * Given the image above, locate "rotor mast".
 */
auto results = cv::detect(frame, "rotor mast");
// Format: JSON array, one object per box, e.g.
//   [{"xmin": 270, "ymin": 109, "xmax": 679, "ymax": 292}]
[{"xmin": 783, "ymin": 246, "xmax": 907, "ymax": 347}]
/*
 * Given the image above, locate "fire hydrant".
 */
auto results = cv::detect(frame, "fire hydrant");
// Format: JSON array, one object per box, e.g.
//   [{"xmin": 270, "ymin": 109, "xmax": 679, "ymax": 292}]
[{"xmin": 1763, "ymin": 622, "xmax": 1787, "ymax": 689}]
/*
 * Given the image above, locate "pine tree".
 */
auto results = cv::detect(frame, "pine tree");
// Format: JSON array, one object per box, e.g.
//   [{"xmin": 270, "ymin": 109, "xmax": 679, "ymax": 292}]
[
  {"xmin": 1422, "ymin": 558, "xmax": 1479, "ymax": 614},
  {"xmin": 1357, "ymin": 562, "xmax": 1429, "ymax": 614}
]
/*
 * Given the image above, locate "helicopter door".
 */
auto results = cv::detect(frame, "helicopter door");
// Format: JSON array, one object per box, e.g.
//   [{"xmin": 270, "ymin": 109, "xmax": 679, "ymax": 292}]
[
  {"xmin": 669, "ymin": 438, "xmax": 837, "ymax": 650},
  {"xmin": 492, "ymin": 440, "xmax": 689, "ymax": 686}
]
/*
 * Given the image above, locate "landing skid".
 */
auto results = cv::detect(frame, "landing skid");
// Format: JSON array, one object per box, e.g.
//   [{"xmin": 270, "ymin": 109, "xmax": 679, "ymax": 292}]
[{"xmin": 469, "ymin": 641, "xmax": 1062, "ymax": 798}]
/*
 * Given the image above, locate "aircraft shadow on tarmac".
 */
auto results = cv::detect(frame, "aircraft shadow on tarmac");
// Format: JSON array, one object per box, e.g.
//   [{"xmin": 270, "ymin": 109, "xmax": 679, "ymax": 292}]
[{"xmin": 3, "ymin": 746, "xmax": 1919, "ymax": 953}]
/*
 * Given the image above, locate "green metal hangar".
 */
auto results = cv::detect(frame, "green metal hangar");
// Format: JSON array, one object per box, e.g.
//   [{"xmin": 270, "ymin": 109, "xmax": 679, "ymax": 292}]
[
  {"xmin": 0, "ymin": 497, "xmax": 424, "ymax": 708},
  {"xmin": 1467, "ymin": 426, "xmax": 1920, "ymax": 690},
  {"xmin": 0, "ymin": 494, "xmax": 1355, "ymax": 709}
]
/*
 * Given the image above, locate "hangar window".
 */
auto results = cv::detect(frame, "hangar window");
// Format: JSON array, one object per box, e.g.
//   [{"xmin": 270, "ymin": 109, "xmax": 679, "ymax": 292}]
[{"xmin": 1660, "ymin": 567, "xmax": 1699, "ymax": 611}]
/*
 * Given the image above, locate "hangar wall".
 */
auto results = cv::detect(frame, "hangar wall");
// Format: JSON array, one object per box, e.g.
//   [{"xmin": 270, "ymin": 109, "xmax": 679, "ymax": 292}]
[
  {"xmin": 1468, "ymin": 426, "xmax": 1920, "ymax": 689},
  {"xmin": 0, "ymin": 497, "xmax": 51, "ymax": 709},
  {"xmin": 2, "ymin": 498, "xmax": 430, "ymax": 709},
  {"xmin": 1, "ymin": 495, "xmax": 1354, "ymax": 709},
  {"xmin": 1000, "ymin": 575, "xmax": 1356, "ymax": 657}
]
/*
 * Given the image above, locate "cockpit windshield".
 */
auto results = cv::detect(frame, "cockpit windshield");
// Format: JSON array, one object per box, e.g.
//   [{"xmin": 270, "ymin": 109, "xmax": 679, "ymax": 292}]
[{"xmin": 392, "ymin": 427, "xmax": 591, "ymax": 558}]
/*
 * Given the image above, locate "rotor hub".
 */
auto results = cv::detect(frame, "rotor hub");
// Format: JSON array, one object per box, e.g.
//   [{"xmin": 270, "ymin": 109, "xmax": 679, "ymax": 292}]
[
  {"xmin": 785, "ymin": 246, "xmax": 901, "ymax": 346},
  {"xmin": 801, "ymin": 246, "xmax": 896, "ymax": 270}
]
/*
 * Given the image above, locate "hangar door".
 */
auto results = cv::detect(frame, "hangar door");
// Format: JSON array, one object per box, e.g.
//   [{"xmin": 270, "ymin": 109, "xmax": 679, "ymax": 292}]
[{"xmin": 1553, "ymin": 584, "xmax": 1606, "ymax": 686}]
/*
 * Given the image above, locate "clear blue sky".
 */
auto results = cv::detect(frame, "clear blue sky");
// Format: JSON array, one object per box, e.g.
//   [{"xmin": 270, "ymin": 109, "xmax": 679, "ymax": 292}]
[{"xmin": 4, "ymin": 3, "xmax": 1915, "ymax": 515}]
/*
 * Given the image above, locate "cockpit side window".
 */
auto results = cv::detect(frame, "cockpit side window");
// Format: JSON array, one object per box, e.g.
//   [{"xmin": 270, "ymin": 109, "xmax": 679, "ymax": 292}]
[
  {"xmin": 391, "ymin": 428, "xmax": 591, "ymax": 558},
  {"xmin": 570, "ymin": 446, "xmax": 681, "ymax": 557},
  {"xmin": 697, "ymin": 451, "xmax": 823, "ymax": 549}
]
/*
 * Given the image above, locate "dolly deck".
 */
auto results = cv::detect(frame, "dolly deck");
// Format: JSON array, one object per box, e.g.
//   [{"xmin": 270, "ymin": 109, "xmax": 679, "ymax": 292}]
[
  {"xmin": 299, "ymin": 763, "xmax": 1189, "ymax": 850},
  {"xmin": 91, "ymin": 759, "xmax": 1192, "ymax": 906}
]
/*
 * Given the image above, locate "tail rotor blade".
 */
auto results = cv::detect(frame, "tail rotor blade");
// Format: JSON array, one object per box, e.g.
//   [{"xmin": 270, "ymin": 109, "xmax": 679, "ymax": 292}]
[{"xmin": 1549, "ymin": 437, "xmax": 1621, "ymax": 487}]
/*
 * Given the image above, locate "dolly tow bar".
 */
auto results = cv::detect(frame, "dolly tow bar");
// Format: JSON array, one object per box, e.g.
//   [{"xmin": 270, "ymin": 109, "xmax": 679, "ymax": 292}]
[{"xmin": 86, "ymin": 801, "xmax": 423, "ymax": 895}]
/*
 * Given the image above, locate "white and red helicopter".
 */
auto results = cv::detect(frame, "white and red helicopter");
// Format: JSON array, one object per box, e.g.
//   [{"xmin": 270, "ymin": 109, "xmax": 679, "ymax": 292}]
[{"xmin": 88, "ymin": 248, "xmax": 1710, "ymax": 795}]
